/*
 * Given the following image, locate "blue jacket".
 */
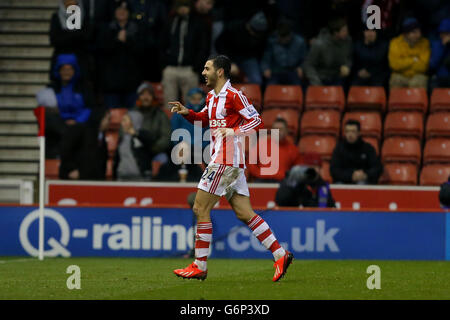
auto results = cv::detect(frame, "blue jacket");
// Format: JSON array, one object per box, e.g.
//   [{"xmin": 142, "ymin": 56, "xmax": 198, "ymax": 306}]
[
  {"xmin": 261, "ymin": 33, "xmax": 307, "ymax": 73},
  {"xmin": 429, "ymin": 39, "xmax": 450, "ymax": 79},
  {"xmin": 53, "ymin": 54, "xmax": 91, "ymax": 123},
  {"xmin": 171, "ymin": 104, "xmax": 209, "ymax": 150}
]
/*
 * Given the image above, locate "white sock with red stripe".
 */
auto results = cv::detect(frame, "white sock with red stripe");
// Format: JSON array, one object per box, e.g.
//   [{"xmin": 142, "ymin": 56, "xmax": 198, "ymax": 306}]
[
  {"xmin": 246, "ymin": 215, "xmax": 286, "ymax": 261},
  {"xmin": 194, "ymin": 222, "xmax": 212, "ymax": 271}
]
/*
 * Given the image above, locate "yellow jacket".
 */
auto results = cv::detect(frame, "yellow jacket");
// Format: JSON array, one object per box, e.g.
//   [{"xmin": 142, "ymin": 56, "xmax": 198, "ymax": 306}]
[{"xmin": 388, "ymin": 35, "xmax": 430, "ymax": 77}]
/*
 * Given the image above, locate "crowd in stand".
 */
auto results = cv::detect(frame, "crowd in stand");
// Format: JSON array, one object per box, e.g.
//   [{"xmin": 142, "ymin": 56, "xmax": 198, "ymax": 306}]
[{"xmin": 36, "ymin": 0, "xmax": 450, "ymax": 199}]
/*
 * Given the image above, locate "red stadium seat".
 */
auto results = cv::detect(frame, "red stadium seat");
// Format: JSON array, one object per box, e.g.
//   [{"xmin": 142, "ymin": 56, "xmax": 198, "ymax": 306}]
[
  {"xmin": 383, "ymin": 111, "xmax": 424, "ymax": 140},
  {"xmin": 425, "ymin": 112, "xmax": 450, "ymax": 140},
  {"xmin": 108, "ymin": 108, "xmax": 127, "ymax": 131},
  {"xmin": 420, "ymin": 164, "xmax": 450, "ymax": 186},
  {"xmin": 234, "ymin": 83, "xmax": 262, "ymax": 111},
  {"xmin": 300, "ymin": 109, "xmax": 341, "ymax": 137},
  {"xmin": 263, "ymin": 84, "xmax": 303, "ymax": 110},
  {"xmin": 105, "ymin": 131, "xmax": 119, "ymax": 159},
  {"xmin": 430, "ymin": 88, "xmax": 450, "ymax": 113},
  {"xmin": 379, "ymin": 163, "xmax": 418, "ymax": 185},
  {"xmin": 423, "ymin": 138, "xmax": 450, "ymax": 165},
  {"xmin": 298, "ymin": 135, "xmax": 337, "ymax": 161},
  {"xmin": 381, "ymin": 137, "xmax": 422, "ymax": 165},
  {"xmin": 363, "ymin": 137, "xmax": 380, "ymax": 156},
  {"xmin": 388, "ymin": 87, "xmax": 428, "ymax": 113},
  {"xmin": 261, "ymin": 108, "xmax": 300, "ymax": 139},
  {"xmin": 346, "ymin": 86, "xmax": 386, "ymax": 113},
  {"xmin": 320, "ymin": 160, "xmax": 332, "ymax": 183},
  {"xmin": 45, "ymin": 159, "xmax": 60, "ymax": 179},
  {"xmin": 305, "ymin": 86, "xmax": 345, "ymax": 112},
  {"xmin": 342, "ymin": 111, "xmax": 382, "ymax": 141}
]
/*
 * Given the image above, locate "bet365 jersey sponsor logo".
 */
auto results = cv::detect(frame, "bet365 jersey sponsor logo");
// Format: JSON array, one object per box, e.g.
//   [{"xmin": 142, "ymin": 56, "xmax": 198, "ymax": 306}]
[{"xmin": 209, "ymin": 119, "xmax": 227, "ymax": 128}]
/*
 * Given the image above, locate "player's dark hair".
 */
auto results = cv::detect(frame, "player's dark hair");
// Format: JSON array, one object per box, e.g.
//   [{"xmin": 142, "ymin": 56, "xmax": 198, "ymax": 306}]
[
  {"xmin": 208, "ymin": 55, "xmax": 231, "ymax": 79},
  {"xmin": 345, "ymin": 119, "xmax": 361, "ymax": 131}
]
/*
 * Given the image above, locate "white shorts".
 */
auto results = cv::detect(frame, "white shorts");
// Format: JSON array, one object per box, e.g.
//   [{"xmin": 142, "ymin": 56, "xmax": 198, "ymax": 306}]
[{"xmin": 198, "ymin": 163, "xmax": 250, "ymax": 200}]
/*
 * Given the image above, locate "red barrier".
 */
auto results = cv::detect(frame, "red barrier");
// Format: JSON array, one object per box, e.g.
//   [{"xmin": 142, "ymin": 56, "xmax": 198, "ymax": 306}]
[{"xmin": 46, "ymin": 181, "xmax": 441, "ymax": 211}]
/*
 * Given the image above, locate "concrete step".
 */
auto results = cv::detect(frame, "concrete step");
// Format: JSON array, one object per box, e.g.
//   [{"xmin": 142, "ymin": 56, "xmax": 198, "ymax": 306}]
[
  {"xmin": 0, "ymin": 59, "xmax": 50, "ymax": 72},
  {"xmin": 0, "ymin": 123, "xmax": 38, "ymax": 135},
  {"xmin": 0, "ymin": 161, "xmax": 39, "ymax": 174},
  {"xmin": 0, "ymin": 149, "xmax": 39, "ymax": 160},
  {"xmin": 0, "ymin": 47, "xmax": 52, "ymax": 59},
  {"xmin": 0, "ymin": 136, "xmax": 39, "ymax": 148},
  {"xmin": 0, "ymin": 21, "xmax": 50, "ymax": 33},
  {"xmin": 0, "ymin": 84, "xmax": 46, "ymax": 96},
  {"xmin": 0, "ymin": 8, "xmax": 54, "ymax": 20},
  {"xmin": 0, "ymin": 96, "xmax": 37, "ymax": 108},
  {"xmin": 0, "ymin": 109, "xmax": 36, "ymax": 122},
  {"xmin": 0, "ymin": 34, "xmax": 49, "ymax": 46},
  {"xmin": 0, "ymin": 71, "xmax": 50, "ymax": 84},
  {"xmin": 0, "ymin": 0, "xmax": 58, "ymax": 9}
]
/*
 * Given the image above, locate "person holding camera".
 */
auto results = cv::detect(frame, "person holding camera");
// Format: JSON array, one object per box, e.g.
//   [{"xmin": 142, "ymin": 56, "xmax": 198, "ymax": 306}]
[{"xmin": 275, "ymin": 164, "xmax": 336, "ymax": 208}]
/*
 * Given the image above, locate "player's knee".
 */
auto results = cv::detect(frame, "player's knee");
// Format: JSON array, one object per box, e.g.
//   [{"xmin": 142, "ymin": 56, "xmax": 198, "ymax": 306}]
[{"xmin": 192, "ymin": 203, "xmax": 208, "ymax": 220}]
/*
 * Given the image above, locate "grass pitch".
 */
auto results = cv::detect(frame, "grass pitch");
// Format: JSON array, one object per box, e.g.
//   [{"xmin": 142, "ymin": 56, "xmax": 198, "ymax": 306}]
[{"xmin": 0, "ymin": 257, "xmax": 449, "ymax": 300}]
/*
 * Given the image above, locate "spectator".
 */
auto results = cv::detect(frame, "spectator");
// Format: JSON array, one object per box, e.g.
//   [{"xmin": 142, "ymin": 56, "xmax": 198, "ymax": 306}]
[
  {"xmin": 47, "ymin": 54, "xmax": 96, "ymax": 179},
  {"xmin": 49, "ymin": 0, "xmax": 94, "ymax": 82},
  {"xmin": 351, "ymin": 27, "xmax": 389, "ymax": 87},
  {"xmin": 303, "ymin": 17, "xmax": 352, "ymax": 86},
  {"xmin": 160, "ymin": 0, "xmax": 210, "ymax": 108},
  {"xmin": 97, "ymin": 0, "xmax": 141, "ymax": 108},
  {"xmin": 429, "ymin": 18, "xmax": 450, "ymax": 89},
  {"xmin": 388, "ymin": 17, "xmax": 430, "ymax": 88},
  {"xmin": 261, "ymin": 19, "xmax": 308, "ymax": 85},
  {"xmin": 439, "ymin": 175, "xmax": 450, "ymax": 209},
  {"xmin": 330, "ymin": 119, "xmax": 382, "ymax": 184},
  {"xmin": 247, "ymin": 118, "xmax": 301, "ymax": 182},
  {"xmin": 129, "ymin": 0, "xmax": 168, "ymax": 82},
  {"xmin": 171, "ymin": 87, "xmax": 210, "ymax": 157},
  {"xmin": 275, "ymin": 164, "xmax": 336, "ymax": 208},
  {"xmin": 360, "ymin": 0, "xmax": 406, "ymax": 40},
  {"xmin": 216, "ymin": 10, "xmax": 270, "ymax": 85},
  {"xmin": 113, "ymin": 83, "xmax": 171, "ymax": 180}
]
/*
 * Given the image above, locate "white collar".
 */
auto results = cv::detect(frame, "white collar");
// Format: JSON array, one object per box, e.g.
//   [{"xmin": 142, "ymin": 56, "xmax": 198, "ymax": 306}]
[{"xmin": 210, "ymin": 79, "xmax": 230, "ymax": 98}]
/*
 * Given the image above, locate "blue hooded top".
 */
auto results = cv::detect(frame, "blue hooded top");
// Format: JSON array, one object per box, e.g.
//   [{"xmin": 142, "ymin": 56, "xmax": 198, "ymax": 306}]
[
  {"xmin": 430, "ymin": 18, "xmax": 450, "ymax": 79},
  {"xmin": 53, "ymin": 53, "xmax": 91, "ymax": 123}
]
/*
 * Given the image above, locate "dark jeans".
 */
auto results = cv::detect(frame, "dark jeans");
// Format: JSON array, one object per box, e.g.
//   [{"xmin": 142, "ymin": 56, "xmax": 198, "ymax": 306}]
[{"xmin": 267, "ymin": 71, "xmax": 303, "ymax": 86}]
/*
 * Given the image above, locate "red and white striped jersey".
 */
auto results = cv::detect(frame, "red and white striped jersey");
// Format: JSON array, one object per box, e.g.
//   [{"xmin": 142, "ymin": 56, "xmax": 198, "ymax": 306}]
[{"xmin": 183, "ymin": 80, "xmax": 264, "ymax": 168}]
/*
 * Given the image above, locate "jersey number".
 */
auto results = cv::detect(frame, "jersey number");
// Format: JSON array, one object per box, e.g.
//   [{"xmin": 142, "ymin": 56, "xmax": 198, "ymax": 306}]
[{"xmin": 201, "ymin": 168, "xmax": 216, "ymax": 182}]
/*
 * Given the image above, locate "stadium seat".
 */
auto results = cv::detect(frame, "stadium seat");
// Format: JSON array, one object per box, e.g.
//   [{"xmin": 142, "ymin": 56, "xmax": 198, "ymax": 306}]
[
  {"xmin": 430, "ymin": 88, "xmax": 450, "ymax": 113},
  {"xmin": 298, "ymin": 135, "xmax": 337, "ymax": 161},
  {"xmin": 342, "ymin": 111, "xmax": 382, "ymax": 141},
  {"xmin": 108, "ymin": 108, "xmax": 127, "ymax": 131},
  {"xmin": 320, "ymin": 160, "xmax": 332, "ymax": 183},
  {"xmin": 305, "ymin": 86, "xmax": 345, "ymax": 112},
  {"xmin": 379, "ymin": 163, "xmax": 418, "ymax": 185},
  {"xmin": 425, "ymin": 112, "xmax": 450, "ymax": 140},
  {"xmin": 363, "ymin": 137, "xmax": 380, "ymax": 156},
  {"xmin": 261, "ymin": 108, "xmax": 300, "ymax": 139},
  {"xmin": 346, "ymin": 86, "xmax": 386, "ymax": 113},
  {"xmin": 106, "ymin": 159, "xmax": 113, "ymax": 181},
  {"xmin": 150, "ymin": 82, "xmax": 164, "ymax": 106},
  {"xmin": 419, "ymin": 164, "xmax": 450, "ymax": 186},
  {"xmin": 388, "ymin": 87, "xmax": 428, "ymax": 113},
  {"xmin": 45, "ymin": 159, "xmax": 60, "ymax": 179},
  {"xmin": 423, "ymin": 138, "xmax": 450, "ymax": 165},
  {"xmin": 263, "ymin": 84, "xmax": 303, "ymax": 110},
  {"xmin": 381, "ymin": 137, "xmax": 422, "ymax": 165},
  {"xmin": 234, "ymin": 83, "xmax": 262, "ymax": 111},
  {"xmin": 383, "ymin": 111, "xmax": 424, "ymax": 140},
  {"xmin": 300, "ymin": 109, "xmax": 341, "ymax": 137},
  {"xmin": 105, "ymin": 131, "xmax": 119, "ymax": 159}
]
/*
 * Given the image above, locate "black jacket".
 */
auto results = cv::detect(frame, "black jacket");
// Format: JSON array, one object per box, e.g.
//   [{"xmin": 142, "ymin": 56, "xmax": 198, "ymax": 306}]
[
  {"xmin": 97, "ymin": 20, "xmax": 141, "ymax": 93},
  {"xmin": 159, "ymin": 13, "xmax": 209, "ymax": 73},
  {"xmin": 330, "ymin": 137, "xmax": 383, "ymax": 184}
]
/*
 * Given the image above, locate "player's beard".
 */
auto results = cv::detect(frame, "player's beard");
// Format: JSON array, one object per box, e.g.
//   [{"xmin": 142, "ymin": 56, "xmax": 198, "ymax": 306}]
[{"xmin": 206, "ymin": 74, "xmax": 217, "ymax": 88}]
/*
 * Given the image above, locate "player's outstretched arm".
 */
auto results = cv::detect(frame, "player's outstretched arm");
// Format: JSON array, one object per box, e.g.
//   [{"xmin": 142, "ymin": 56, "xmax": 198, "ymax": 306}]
[{"xmin": 169, "ymin": 101, "xmax": 189, "ymax": 115}]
